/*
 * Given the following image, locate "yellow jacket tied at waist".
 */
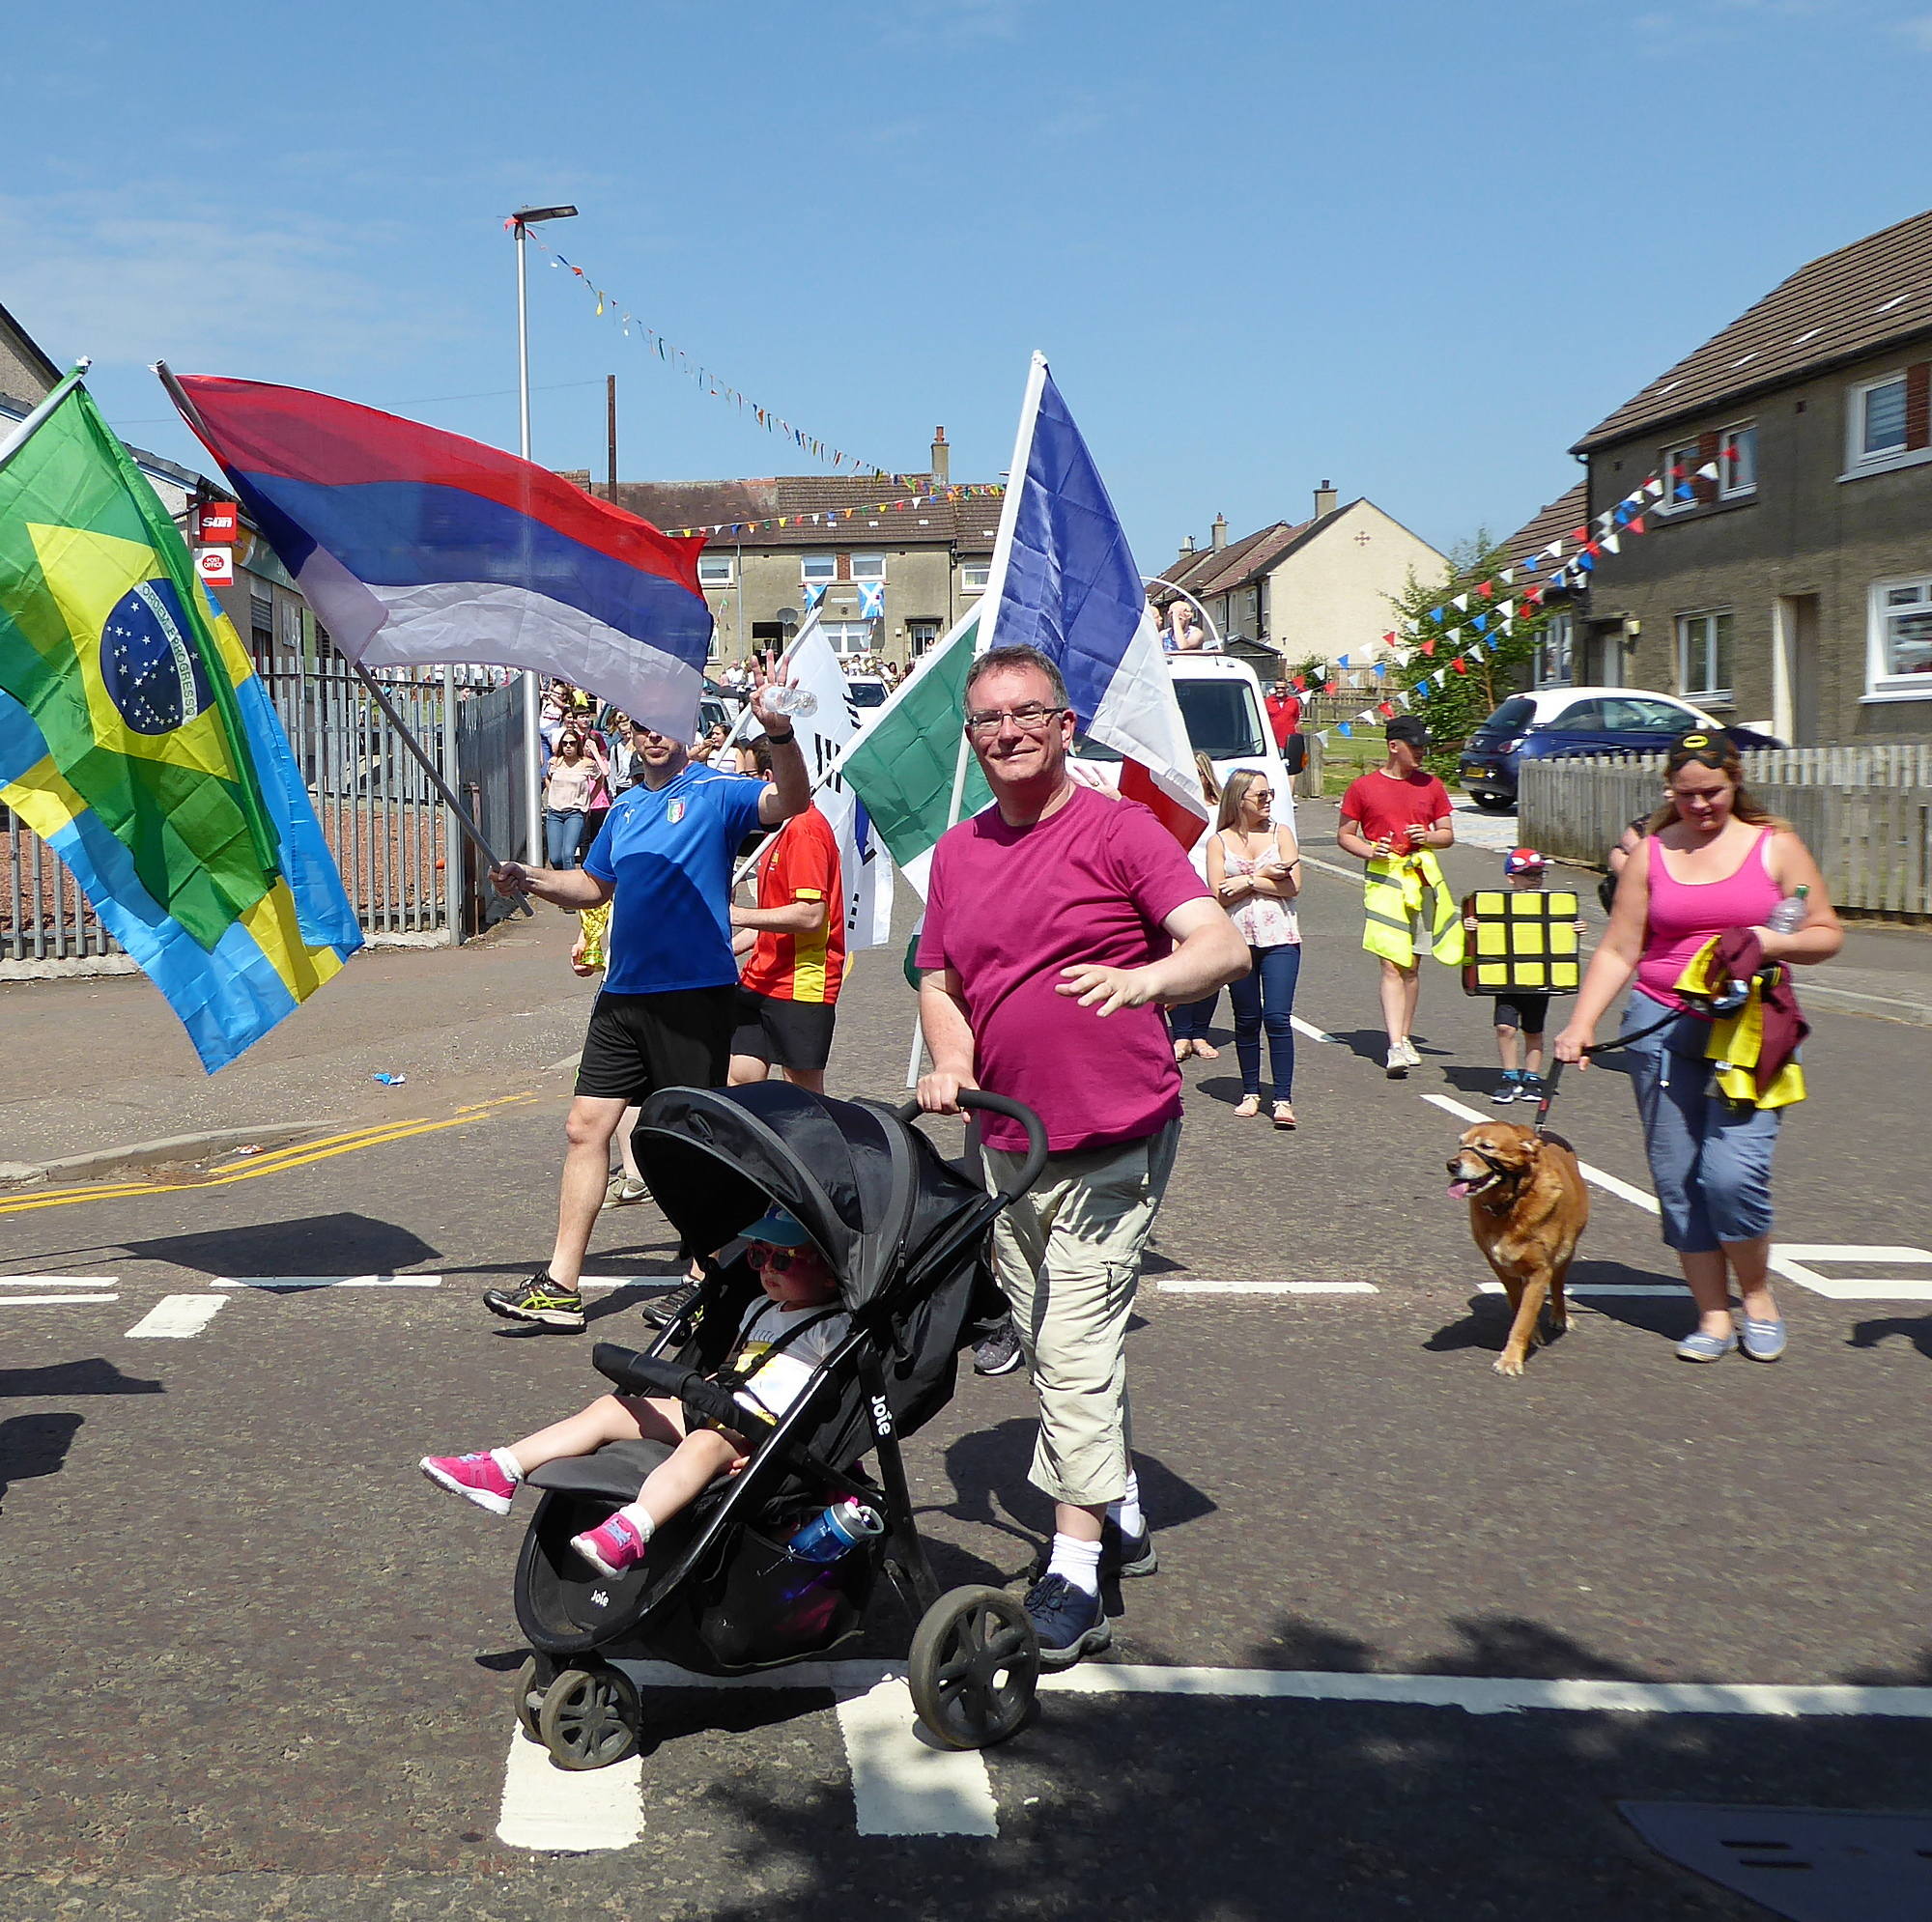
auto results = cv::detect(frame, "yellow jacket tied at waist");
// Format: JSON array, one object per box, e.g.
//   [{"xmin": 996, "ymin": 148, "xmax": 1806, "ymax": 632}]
[{"xmin": 1362, "ymin": 850, "xmax": 1464, "ymax": 968}]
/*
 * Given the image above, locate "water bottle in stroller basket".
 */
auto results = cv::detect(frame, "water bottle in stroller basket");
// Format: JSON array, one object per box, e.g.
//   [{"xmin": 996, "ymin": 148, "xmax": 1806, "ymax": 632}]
[{"xmin": 787, "ymin": 1499, "xmax": 884, "ymax": 1564}]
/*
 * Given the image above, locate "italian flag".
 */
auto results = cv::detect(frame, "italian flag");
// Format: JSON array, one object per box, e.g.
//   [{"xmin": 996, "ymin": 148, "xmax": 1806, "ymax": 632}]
[{"xmin": 834, "ymin": 607, "xmax": 988, "ymax": 897}]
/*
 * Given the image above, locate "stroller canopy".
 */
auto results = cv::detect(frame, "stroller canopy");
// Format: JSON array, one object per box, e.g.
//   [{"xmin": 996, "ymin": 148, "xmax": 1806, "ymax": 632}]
[{"xmin": 632, "ymin": 1083, "xmax": 986, "ymax": 1311}]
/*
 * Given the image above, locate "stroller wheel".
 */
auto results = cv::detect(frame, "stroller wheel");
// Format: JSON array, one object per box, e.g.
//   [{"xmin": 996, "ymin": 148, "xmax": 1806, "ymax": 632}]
[
  {"xmin": 512, "ymin": 1655, "xmax": 554, "ymax": 1743},
  {"xmin": 536, "ymin": 1662, "xmax": 641, "ymax": 1770},
  {"xmin": 908, "ymin": 1586, "xmax": 1039, "ymax": 1751}
]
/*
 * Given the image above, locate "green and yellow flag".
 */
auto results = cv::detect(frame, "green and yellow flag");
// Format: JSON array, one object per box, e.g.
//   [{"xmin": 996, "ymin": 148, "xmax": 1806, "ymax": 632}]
[{"xmin": 0, "ymin": 372, "xmax": 361, "ymax": 1070}]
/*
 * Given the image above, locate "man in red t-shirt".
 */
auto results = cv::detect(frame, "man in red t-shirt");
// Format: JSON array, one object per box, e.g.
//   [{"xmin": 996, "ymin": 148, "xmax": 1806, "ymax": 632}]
[
  {"xmin": 729, "ymin": 801, "xmax": 844, "ymax": 1095},
  {"xmin": 1337, "ymin": 716, "xmax": 1457, "ymax": 1077},
  {"xmin": 1265, "ymin": 681, "xmax": 1302, "ymax": 750}
]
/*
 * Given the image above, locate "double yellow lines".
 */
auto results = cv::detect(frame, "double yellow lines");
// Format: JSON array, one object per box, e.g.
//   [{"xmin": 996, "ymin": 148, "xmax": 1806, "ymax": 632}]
[{"xmin": 0, "ymin": 1093, "xmax": 539, "ymax": 1216}]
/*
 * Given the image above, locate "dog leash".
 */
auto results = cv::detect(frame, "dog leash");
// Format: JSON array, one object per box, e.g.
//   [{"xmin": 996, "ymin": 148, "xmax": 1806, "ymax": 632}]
[{"xmin": 1526, "ymin": 1003, "xmax": 1686, "ymax": 1140}]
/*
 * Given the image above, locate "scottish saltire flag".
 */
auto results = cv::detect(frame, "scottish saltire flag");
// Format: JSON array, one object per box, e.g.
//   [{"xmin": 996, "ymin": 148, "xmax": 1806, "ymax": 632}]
[
  {"xmin": 0, "ymin": 375, "xmax": 361, "ymax": 1071},
  {"xmin": 981, "ymin": 354, "xmax": 1208, "ymax": 845},
  {"xmin": 169, "ymin": 375, "xmax": 713, "ymax": 742}
]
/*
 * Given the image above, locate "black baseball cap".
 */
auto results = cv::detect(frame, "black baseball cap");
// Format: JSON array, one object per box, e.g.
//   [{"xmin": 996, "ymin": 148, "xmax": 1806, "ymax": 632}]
[{"xmin": 1385, "ymin": 716, "xmax": 1430, "ymax": 751}]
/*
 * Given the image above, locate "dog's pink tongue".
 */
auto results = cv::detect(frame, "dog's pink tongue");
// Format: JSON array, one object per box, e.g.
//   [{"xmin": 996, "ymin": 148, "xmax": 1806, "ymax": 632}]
[{"xmin": 1447, "ymin": 1178, "xmax": 1474, "ymax": 1200}]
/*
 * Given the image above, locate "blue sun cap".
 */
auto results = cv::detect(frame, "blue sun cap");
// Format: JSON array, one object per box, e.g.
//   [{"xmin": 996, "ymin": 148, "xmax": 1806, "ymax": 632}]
[{"xmin": 741, "ymin": 1203, "xmax": 811, "ymax": 1247}]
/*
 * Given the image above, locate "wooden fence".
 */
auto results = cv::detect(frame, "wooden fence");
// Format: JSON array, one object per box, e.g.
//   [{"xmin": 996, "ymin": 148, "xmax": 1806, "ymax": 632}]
[{"xmin": 1520, "ymin": 747, "xmax": 1932, "ymax": 917}]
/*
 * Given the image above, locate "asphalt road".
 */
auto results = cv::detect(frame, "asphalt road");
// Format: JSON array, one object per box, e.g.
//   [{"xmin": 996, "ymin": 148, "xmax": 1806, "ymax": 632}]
[{"xmin": 5, "ymin": 815, "xmax": 1931, "ymax": 1921}]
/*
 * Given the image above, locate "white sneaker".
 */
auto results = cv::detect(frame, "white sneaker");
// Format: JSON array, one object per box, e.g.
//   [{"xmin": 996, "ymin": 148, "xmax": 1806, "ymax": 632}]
[
  {"xmin": 1400, "ymin": 1037, "xmax": 1423, "ymax": 1068},
  {"xmin": 1384, "ymin": 1044, "xmax": 1408, "ymax": 1079}
]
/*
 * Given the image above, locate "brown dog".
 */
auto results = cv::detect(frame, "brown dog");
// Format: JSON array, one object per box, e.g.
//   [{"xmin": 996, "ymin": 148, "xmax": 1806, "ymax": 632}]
[{"xmin": 1446, "ymin": 1121, "xmax": 1589, "ymax": 1376}]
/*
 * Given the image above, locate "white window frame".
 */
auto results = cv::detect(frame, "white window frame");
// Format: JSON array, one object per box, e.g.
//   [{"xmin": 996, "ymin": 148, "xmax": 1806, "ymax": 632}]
[
  {"xmin": 1532, "ymin": 610, "xmax": 1574, "ymax": 688},
  {"xmin": 1864, "ymin": 573, "xmax": 1932, "ymax": 703},
  {"xmin": 849, "ymin": 552, "xmax": 886, "ymax": 581},
  {"xmin": 959, "ymin": 559, "xmax": 991, "ymax": 595},
  {"xmin": 696, "ymin": 553, "xmax": 735, "ymax": 587},
  {"xmin": 1676, "ymin": 608, "xmax": 1734, "ymax": 705},
  {"xmin": 1848, "ymin": 372, "xmax": 1910, "ymax": 466},
  {"xmin": 1657, "ymin": 438, "xmax": 1703, "ymax": 514},
  {"xmin": 1718, "ymin": 420, "xmax": 1757, "ymax": 499},
  {"xmin": 800, "ymin": 552, "xmax": 837, "ymax": 584},
  {"xmin": 818, "ymin": 620, "xmax": 873, "ymax": 659}
]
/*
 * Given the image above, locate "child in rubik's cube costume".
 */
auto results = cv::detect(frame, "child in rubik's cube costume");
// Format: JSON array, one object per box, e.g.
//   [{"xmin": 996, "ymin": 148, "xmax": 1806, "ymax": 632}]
[{"xmin": 1462, "ymin": 849, "xmax": 1587, "ymax": 1106}]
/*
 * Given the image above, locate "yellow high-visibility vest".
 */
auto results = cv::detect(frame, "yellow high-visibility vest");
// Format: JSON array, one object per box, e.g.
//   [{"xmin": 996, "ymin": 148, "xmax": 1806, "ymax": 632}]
[{"xmin": 1362, "ymin": 849, "xmax": 1464, "ymax": 968}]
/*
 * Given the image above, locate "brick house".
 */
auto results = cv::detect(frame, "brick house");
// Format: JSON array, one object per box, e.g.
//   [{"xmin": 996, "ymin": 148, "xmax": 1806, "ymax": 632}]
[
  {"xmin": 588, "ymin": 429, "xmax": 1001, "ymax": 667},
  {"xmin": 1561, "ymin": 209, "xmax": 1932, "ymax": 743},
  {"xmin": 1155, "ymin": 484, "xmax": 1445, "ymax": 688}
]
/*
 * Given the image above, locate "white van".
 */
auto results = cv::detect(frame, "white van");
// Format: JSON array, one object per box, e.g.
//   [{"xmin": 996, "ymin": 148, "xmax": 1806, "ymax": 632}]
[{"xmin": 1072, "ymin": 651, "xmax": 1293, "ymax": 838}]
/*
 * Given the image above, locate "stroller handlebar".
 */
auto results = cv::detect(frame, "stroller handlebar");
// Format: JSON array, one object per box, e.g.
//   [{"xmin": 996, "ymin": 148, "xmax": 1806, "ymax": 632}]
[
  {"xmin": 895, "ymin": 1088, "xmax": 1050, "ymax": 1201},
  {"xmin": 591, "ymin": 1343, "xmax": 773, "ymax": 1438}
]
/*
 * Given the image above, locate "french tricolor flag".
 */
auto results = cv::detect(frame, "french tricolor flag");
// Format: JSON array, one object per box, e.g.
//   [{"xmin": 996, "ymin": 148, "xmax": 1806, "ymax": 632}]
[
  {"xmin": 168, "ymin": 376, "xmax": 713, "ymax": 740},
  {"xmin": 980, "ymin": 355, "xmax": 1208, "ymax": 846}
]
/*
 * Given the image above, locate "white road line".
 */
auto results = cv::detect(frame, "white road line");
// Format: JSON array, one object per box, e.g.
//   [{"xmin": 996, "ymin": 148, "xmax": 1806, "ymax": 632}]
[
  {"xmin": 1158, "ymin": 1280, "xmax": 1378, "ymax": 1296},
  {"xmin": 213, "ymin": 1275, "xmax": 443, "ymax": 1289},
  {"xmin": 546, "ymin": 1052, "xmax": 583, "ymax": 1072},
  {"xmin": 125, "ymin": 1294, "xmax": 230, "ymax": 1339},
  {"xmin": 1420, "ymin": 1092, "xmax": 1662, "ymax": 1216},
  {"xmin": 1298, "ymin": 852, "xmax": 1360, "ymax": 884},
  {"xmin": 1291, "ymin": 1015, "xmax": 1340, "ymax": 1044},
  {"xmin": 0, "ymin": 1293, "xmax": 118, "ymax": 1305},
  {"xmin": 496, "ymin": 1730, "xmax": 643, "ymax": 1851},
  {"xmin": 578, "ymin": 1275, "xmax": 681, "ymax": 1293},
  {"xmin": 1768, "ymin": 1245, "xmax": 1932, "ymax": 1301},
  {"xmin": 0, "ymin": 1275, "xmax": 119, "ymax": 1286},
  {"xmin": 1476, "ymin": 1282, "xmax": 1690, "ymax": 1299},
  {"xmin": 835, "ymin": 1677, "xmax": 999, "ymax": 1837}
]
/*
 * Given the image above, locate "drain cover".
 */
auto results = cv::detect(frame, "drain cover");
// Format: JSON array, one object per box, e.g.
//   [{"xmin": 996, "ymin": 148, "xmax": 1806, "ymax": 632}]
[{"xmin": 1620, "ymin": 1802, "xmax": 1932, "ymax": 1921}]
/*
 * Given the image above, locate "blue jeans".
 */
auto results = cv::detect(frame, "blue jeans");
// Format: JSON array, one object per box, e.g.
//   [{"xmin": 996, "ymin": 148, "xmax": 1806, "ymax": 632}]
[
  {"xmin": 1622, "ymin": 997, "xmax": 1781, "ymax": 1252},
  {"xmin": 545, "ymin": 807, "xmax": 586, "ymax": 866},
  {"xmin": 1171, "ymin": 993, "xmax": 1219, "ymax": 1042},
  {"xmin": 1229, "ymin": 942, "xmax": 1301, "ymax": 1100}
]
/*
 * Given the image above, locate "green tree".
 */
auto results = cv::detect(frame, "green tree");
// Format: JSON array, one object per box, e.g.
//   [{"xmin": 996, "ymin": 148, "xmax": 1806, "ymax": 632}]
[{"xmin": 1382, "ymin": 532, "xmax": 1564, "ymax": 777}]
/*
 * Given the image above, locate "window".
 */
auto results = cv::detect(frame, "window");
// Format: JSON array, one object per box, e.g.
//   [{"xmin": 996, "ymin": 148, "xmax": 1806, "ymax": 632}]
[
  {"xmin": 800, "ymin": 553, "xmax": 836, "ymax": 583},
  {"xmin": 1676, "ymin": 610, "xmax": 1734, "ymax": 703},
  {"xmin": 1532, "ymin": 611, "xmax": 1573, "ymax": 688},
  {"xmin": 1852, "ymin": 374, "xmax": 1909, "ymax": 462},
  {"xmin": 1866, "ymin": 576, "xmax": 1932, "ymax": 700},
  {"xmin": 1719, "ymin": 423, "xmax": 1757, "ymax": 497},
  {"xmin": 907, "ymin": 619, "xmax": 941, "ymax": 654},
  {"xmin": 1545, "ymin": 699, "xmax": 1606, "ymax": 733},
  {"xmin": 696, "ymin": 553, "xmax": 735, "ymax": 587},
  {"xmin": 818, "ymin": 620, "xmax": 873, "ymax": 658},
  {"xmin": 1080, "ymin": 680, "xmax": 1266, "ymax": 763},
  {"xmin": 849, "ymin": 552, "xmax": 886, "ymax": 581},
  {"xmin": 1660, "ymin": 438, "xmax": 1703, "ymax": 512},
  {"xmin": 1607, "ymin": 696, "xmax": 1697, "ymax": 735},
  {"xmin": 960, "ymin": 560, "xmax": 991, "ymax": 595}
]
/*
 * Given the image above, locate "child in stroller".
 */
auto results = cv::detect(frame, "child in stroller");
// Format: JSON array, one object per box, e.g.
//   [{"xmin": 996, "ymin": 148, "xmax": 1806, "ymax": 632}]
[{"xmin": 420, "ymin": 1204, "xmax": 845, "ymax": 1577}]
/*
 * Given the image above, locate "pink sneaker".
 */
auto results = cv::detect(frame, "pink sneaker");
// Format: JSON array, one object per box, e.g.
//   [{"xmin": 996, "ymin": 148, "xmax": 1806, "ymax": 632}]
[
  {"xmin": 572, "ymin": 1511, "xmax": 650, "ymax": 1576},
  {"xmin": 420, "ymin": 1451, "xmax": 519, "ymax": 1514}
]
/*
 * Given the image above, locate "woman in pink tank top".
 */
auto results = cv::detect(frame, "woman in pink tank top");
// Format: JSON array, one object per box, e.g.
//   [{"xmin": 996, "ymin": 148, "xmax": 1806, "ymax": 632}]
[{"xmin": 1554, "ymin": 731, "xmax": 1842, "ymax": 1365}]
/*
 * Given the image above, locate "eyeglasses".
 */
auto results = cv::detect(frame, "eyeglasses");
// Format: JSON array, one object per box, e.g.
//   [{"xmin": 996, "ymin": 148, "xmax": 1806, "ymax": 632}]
[
  {"xmin": 963, "ymin": 703, "xmax": 1065, "ymax": 737},
  {"xmin": 747, "ymin": 1242, "xmax": 810, "ymax": 1272}
]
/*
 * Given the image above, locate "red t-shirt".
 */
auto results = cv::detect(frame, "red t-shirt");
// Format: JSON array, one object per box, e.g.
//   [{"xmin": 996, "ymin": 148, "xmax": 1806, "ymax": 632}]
[
  {"xmin": 740, "ymin": 806, "xmax": 844, "ymax": 1004},
  {"xmin": 1339, "ymin": 769, "xmax": 1452, "ymax": 850},
  {"xmin": 1265, "ymin": 693, "xmax": 1302, "ymax": 749},
  {"xmin": 915, "ymin": 784, "xmax": 1208, "ymax": 1153}
]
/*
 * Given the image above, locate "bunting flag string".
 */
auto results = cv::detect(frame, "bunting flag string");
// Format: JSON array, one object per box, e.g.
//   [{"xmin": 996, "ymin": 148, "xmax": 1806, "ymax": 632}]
[
  {"xmin": 520, "ymin": 228, "xmax": 915, "ymax": 485},
  {"xmin": 657, "ymin": 480, "xmax": 1007, "ymax": 542}
]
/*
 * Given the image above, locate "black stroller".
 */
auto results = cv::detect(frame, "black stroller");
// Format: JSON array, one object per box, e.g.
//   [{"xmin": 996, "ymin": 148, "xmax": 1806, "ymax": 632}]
[{"xmin": 511, "ymin": 1078, "xmax": 1050, "ymax": 1769}]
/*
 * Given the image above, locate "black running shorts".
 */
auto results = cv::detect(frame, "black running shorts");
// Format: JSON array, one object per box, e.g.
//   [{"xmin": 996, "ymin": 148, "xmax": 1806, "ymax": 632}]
[
  {"xmin": 574, "ymin": 986, "xmax": 736, "ymax": 1103},
  {"xmin": 730, "ymin": 986, "xmax": 838, "ymax": 1072},
  {"xmin": 1492, "ymin": 992, "xmax": 1551, "ymax": 1034}
]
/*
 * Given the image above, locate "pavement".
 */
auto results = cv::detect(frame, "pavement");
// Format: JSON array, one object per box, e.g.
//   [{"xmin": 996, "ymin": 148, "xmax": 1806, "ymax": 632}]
[{"xmin": 5, "ymin": 811, "xmax": 1932, "ymax": 1918}]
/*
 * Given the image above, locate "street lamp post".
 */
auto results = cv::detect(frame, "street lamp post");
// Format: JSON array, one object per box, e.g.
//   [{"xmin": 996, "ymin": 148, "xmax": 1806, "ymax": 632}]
[{"xmin": 509, "ymin": 203, "xmax": 578, "ymax": 862}]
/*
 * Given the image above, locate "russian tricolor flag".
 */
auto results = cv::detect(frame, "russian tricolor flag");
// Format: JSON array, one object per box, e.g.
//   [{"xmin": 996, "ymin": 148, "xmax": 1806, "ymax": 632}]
[
  {"xmin": 981, "ymin": 355, "xmax": 1208, "ymax": 846},
  {"xmin": 169, "ymin": 376, "xmax": 713, "ymax": 739}
]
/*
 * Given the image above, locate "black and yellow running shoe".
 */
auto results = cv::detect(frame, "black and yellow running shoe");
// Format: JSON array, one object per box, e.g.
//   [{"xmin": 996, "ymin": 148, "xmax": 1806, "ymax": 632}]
[{"xmin": 483, "ymin": 1272, "xmax": 585, "ymax": 1332}]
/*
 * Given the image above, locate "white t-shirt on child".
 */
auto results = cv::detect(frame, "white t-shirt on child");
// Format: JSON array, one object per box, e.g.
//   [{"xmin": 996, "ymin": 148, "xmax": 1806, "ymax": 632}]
[{"xmin": 725, "ymin": 1298, "xmax": 849, "ymax": 1423}]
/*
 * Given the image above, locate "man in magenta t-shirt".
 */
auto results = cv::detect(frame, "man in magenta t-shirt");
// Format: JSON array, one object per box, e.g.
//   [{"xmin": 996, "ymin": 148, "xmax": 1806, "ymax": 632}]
[
  {"xmin": 1336, "ymin": 714, "xmax": 1456, "ymax": 1077},
  {"xmin": 916, "ymin": 644, "xmax": 1246, "ymax": 1668}
]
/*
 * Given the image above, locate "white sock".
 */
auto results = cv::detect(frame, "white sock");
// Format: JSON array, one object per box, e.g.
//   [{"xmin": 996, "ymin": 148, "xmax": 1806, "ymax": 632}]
[
  {"xmin": 1045, "ymin": 1533, "xmax": 1103, "ymax": 1596},
  {"xmin": 612, "ymin": 1502, "xmax": 655, "ymax": 1541},
  {"xmin": 491, "ymin": 1449, "xmax": 525, "ymax": 1484},
  {"xmin": 1107, "ymin": 1472, "xmax": 1144, "ymax": 1538}
]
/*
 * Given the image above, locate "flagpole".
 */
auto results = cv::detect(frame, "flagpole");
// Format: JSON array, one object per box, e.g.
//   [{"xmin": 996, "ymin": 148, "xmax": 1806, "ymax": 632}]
[
  {"xmin": 975, "ymin": 349, "xmax": 1048, "ymax": 664},
  {"xmin": 0, "ymin": 359, "xmax": 92, "ymax": 475}
]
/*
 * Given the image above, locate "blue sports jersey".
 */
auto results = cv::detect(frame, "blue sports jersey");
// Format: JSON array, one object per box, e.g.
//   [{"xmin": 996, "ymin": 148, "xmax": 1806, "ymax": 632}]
[{"xmin": 583, "ymin": 765, "xmax": 768, "ymax": 994}]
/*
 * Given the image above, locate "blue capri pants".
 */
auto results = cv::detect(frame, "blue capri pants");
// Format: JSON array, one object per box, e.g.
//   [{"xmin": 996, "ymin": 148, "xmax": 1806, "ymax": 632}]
[{"xmin": 1620, "ymin": 997, "xmax": 1780, "ymax": 1253}]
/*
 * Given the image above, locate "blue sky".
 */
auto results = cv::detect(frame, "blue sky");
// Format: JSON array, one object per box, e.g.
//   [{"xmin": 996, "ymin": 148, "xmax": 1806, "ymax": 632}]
[{"xmin": 5, "ymin": 0, "xmax": 1929, "ymax": 568}]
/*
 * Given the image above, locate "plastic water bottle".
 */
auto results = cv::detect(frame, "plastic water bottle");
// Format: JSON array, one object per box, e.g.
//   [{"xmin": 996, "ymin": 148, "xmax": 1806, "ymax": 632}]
[
  {"xmin": 1766, "ymin": 885, "xmax": 1809, "ymax": 935},
  {"xmin": 759, "ymin": 685, "xmax": 818, "ymax": 720},
  {"xmin": 786, "ymin": 1499, "xmax": 884, "ymax": 1564}
]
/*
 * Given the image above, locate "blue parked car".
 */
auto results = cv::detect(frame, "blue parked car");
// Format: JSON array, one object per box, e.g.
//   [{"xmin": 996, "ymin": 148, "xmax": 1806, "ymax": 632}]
[{"xmin": 1458, "ymin": 688, "xmax": 1782, "ymax": 811}]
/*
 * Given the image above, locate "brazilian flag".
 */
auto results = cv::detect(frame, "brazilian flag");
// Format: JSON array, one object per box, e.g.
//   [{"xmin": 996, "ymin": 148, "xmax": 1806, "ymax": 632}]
[{"xmin": 0, "ymin": 372, "xmax": 361, "ymax": 1071}]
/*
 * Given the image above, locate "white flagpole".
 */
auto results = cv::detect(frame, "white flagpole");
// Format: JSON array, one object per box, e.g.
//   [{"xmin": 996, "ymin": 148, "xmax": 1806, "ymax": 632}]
[{"xmin": 0, "ymin": 359, "xmax": 91, "ymax": 474}]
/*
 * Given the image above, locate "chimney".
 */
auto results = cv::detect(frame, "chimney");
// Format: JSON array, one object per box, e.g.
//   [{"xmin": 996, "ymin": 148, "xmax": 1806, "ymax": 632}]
[
  {"xmin": 1313, "ymin": 480, "xmax": 1338, "ymax": 520},
  {"xmin": 1179, "ymin": 533, "xmax": 1197, "ymax": 559},
  {"xmin": 1210, "ymin": 512, "xmax": 1228, "ymax": 551},
  {"xmin": 929, "ymin": 426, "xmax": 950, "ymax": 486}
]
